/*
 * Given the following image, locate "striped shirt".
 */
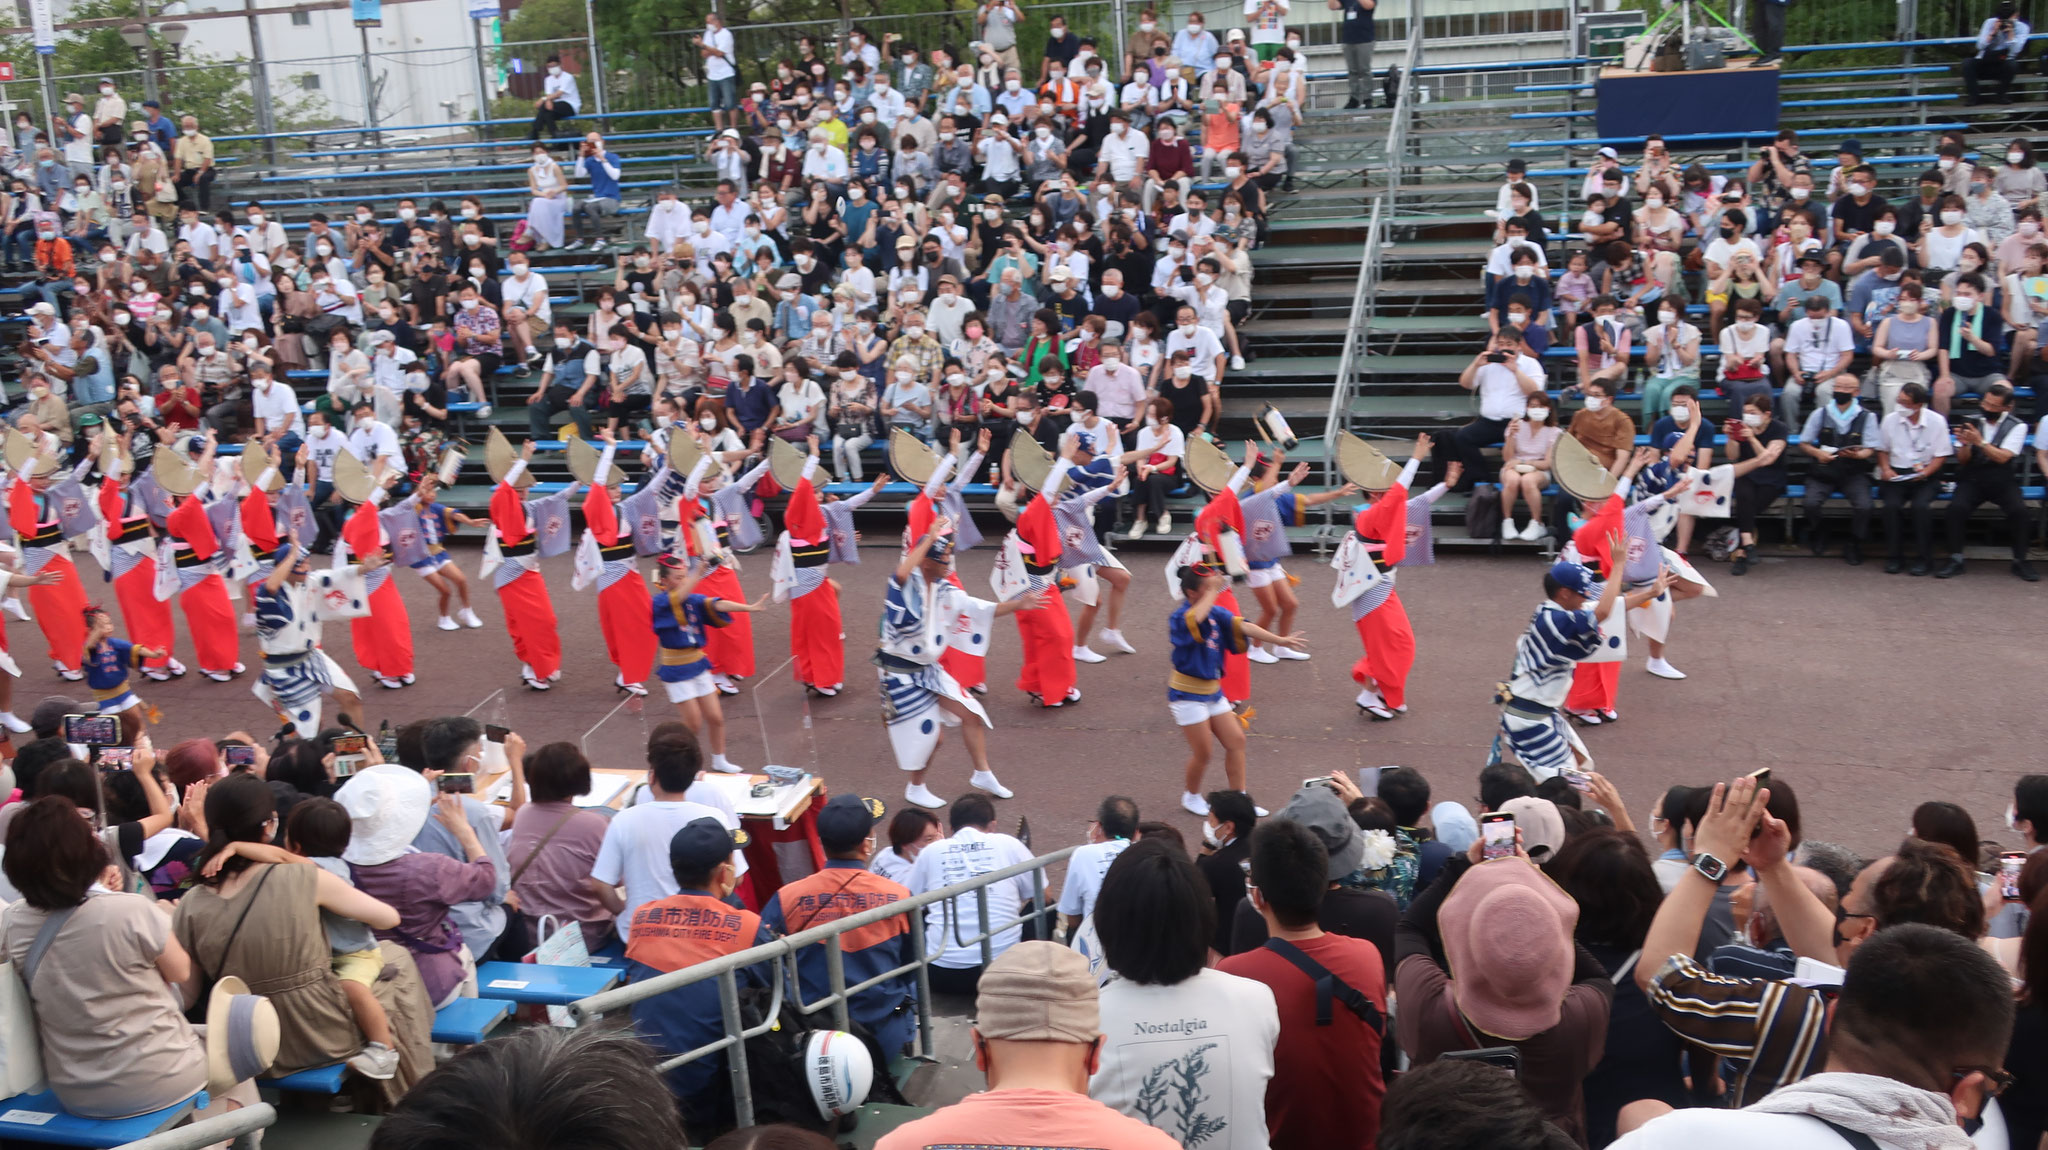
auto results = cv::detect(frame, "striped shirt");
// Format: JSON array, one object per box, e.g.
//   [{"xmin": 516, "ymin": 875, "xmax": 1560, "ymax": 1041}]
[
  {"xmin": 1643, "ymin": 953, "xmax": 1832, "ymax": 1107},
  {"xmin": 1506, "ymin": 602, "xmax": 1602, "ymax": 708}
]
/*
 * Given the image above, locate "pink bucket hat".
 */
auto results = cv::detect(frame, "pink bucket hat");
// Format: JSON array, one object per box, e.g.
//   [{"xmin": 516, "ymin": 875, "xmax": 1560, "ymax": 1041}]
[{"xmin": 1439, "ymin": 856, "xmax": 1579, "ymax": 1040}]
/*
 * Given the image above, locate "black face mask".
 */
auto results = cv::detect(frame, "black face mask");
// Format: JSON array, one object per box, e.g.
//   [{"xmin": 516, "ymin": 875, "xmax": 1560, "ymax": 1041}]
[{"xmin": 1719, "ymin": 227, "xmax": 1737, "ymax": 240}]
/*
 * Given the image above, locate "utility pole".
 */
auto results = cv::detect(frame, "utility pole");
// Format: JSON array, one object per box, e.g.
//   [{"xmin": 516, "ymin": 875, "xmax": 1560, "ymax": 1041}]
[
  {"xmin": 472, "ymin": 15, "xmax": 493, "ymax": 135},
  {"xmin": 358, "ymin": 24, "xmax": 380, "ymax": 145},
  {"xmin": 245, "ymin": 0, "xmax": 276, "ymax": 162},
  {"xmin": 583, "ymin": 0, "xmax": 604, "ymax": 117}
]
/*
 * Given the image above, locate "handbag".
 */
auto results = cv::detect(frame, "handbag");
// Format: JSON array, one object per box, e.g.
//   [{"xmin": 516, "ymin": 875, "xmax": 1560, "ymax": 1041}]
[
  {"xmin": 522, "ymin": 915, "xmax": 591, "ymax": 1027},
  {"xmin": 0, "ymin": 905, "xmax": 78, "ymax": 1098}
]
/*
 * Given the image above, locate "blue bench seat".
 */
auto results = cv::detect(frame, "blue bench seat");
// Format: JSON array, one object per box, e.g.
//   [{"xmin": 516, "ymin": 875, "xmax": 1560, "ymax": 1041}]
[
  {"xmin": 431, "ymin": 996, "xmax": 512, "ymax": 1044},
  {"xmin": 474, "ymin": 961, "xmax": 620, "ymax": 1006},
  {"xmin": 0, "ymin": 1090, "xmax": 204, "ymax": 1147},
  {"xmin": 261, "ymin": 1063, "xmax": 349, "ymax": 1094}
]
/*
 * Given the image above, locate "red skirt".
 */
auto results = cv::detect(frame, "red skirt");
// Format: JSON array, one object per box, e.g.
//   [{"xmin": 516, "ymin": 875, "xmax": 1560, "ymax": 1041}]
[
  {"xmin": 1217, "ymin": 588, "xmax": 1250, "ymax": 703},
  {"xmin": 1566, "ymin": 661, "xmax": 1619, "ymax": 713},
  {"xmin": 29, "ymin": 554, "xmax": 88, "ymax": 671},
  {"xmin": 113, "ymin": 560, "xmax": 174, "ymax": 672},
  {"xmin": 789, "ymin": 581, "xmax": 844, "ymax": 691},
  {"xmin": 497, "ymin": 570, "xmax": 561, "ymax": 680},
  {"xmin": 1013, "ymin": 586, "xmax": 1075, "ymax": 703},
  {"xmin": 699, "ymin": 564, "xmax": 754, "ymax": 678},
  {"xmin": 1352, "ymin": 591, "xmax": 1418, "ymax": 709},
  {"xmin": 178, "ymin": 572, "xmax": 239, "ymax": 675},
  {"xmin": 350, "ymin": 578, "xmax": 414, "ymax": 680},
  {"xmin": 596, "ymin": 575, "xmax": 656, "ymax": 686}
]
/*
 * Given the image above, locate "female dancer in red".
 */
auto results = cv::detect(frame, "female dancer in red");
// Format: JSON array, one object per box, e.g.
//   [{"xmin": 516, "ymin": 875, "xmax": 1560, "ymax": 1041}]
[
  {"xmin": 7, "ymin": 451, "xmax": 90, "ymax": 678},
  {"xmin": 95, "ymin": 463, "xmax": 181, "ymax": 681},
  {"xmin": 580, "ymin": 433, "xmax": 655, "ymax": 696},
  {"xmin": 339, "ymin": 468, "xmax": 416, "ymax": 690},
  {"xmin": 490, "ymin": 440, "xmax": 563, "ymax": 691}
]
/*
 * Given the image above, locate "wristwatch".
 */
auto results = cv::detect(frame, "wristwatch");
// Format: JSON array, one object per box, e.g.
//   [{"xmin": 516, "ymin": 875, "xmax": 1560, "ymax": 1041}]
[{"xmin": 1692, "ymin": 852, "xmax": 1729, "ymax": 884}]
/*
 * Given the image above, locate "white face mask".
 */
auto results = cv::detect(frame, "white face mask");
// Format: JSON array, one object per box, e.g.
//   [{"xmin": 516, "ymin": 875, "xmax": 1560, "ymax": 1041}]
[
  {"xmin": 459, "ymin": 298, "xmax": 479, "ymax": 310},
  {"xmin": 1672, "ymin": 406, "xmax": 1691, "ymax": 424},
  {"xmin": 1172, "ymin": 365, "xmax": 1192, "ymax": 380},
  {"xmin": 398, "ymin": 208, "xmax": 416, "ymax": 221},
  {"xmin": 1742, "ymin": 412, "xmax": 1765, "ymax": 428},
  {"xmin": 1177, "ymin": 322, "xmax": 1196, "ymax": 336},
  {"xmin": 1939, "ymin": 158, "xmax": 1957, "ymax": 171},
  {"xmin": 1224, "ymin": 165, "xmax": 1242, "ymax": 179},
  {"xmin": 1848, "ymin": 183, "xmax": 1870, "ymax": 197},
  {"xmin": 1645, "ymin": 197, "xmax": 1664, "ymax": 209},
  {"xmin": 1735, "ymin": 320, "xmax": 1757, "ymax": 334},
  {"xmin": 248, "ymin": 213, "xmax": 265, "ymax": 225},
  {"xmin": 554, "ymin": 336, "xmax": 572, "ymax": 349},
  {"xmin": 1658, "ymin": 309, "xmax": 1677, "ymax": 324},
  {"xmin": 461, "ymin": 207, "xmax": 479, "ymax": 219},
  {"xmin": 1872, "ymin": 220, "xmax": 1897, "ymax": 236},
  {"xmin": 700, "ymin": 416, "xmax": 719, "ymax": 431},
  {"xmin": 1941, "ymin": 210, "xmax": 1964, "ymax": 225},
  {"xmin": 1101, "ymin": 283, "xmax": 1121, "ymax": 298},
  {"xmin": 1194, "ymin": 272, "xmax": 1213, "ymax": 286},
  {"xmin": 1513, "ymin": 266, "xmax": 1533, "ymax": 281},
  {"xmin": 1955, "ymin": 294, "xmax": 1979, "ymax": 312},
  {"xmin": 1525, "ymin": 407, "xmax": 1548, "ymax": 422},
  {"xmin": 315, "ymin": 243, "xmax": 332, "ymax": 256},
  {"xmin": 1507, "ymin": 310, "xmax": 1528, "ymax": 325},
  {"xmin": 1582, "ymin": 396, "xmax": 1606, "ymax": 411}
]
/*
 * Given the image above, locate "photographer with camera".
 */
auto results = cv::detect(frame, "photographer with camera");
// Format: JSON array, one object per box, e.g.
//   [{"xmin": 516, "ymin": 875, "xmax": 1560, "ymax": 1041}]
[
  {"xmin": 1774, "ymin": 293, "xmax": 1854, "ymax": 427},
  {"xmin": 1446, "ymin": 329, "xmax": 1545, "ymax": 492},
  {"xmin": 1938, "ymin": 380, "xmax": 2037, "ymax": 580},
  {"xmin": 1964, "ymin": 0, "xmax": 2030, "ymax": 106}
]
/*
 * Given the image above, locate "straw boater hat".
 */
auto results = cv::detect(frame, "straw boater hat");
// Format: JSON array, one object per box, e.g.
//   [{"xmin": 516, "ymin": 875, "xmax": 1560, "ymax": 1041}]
[
  {"xmin": 204, "ymin": 976, "xmax": 281, "ymax": 1096},
  {"xmin": 1551, "ymin": 433, "xmax": 1618, "ymax": 503},
  {"xmin": 1007, "ymin": 432, "xmax": 1066, "ymax": 497},
  {"xmin": 484, "ymin": 427, "xmax": 533, "ymax": 489},
  {"xmin": 1182, "ymin": 435, "xmax": 1237, "ymax": 495},
  {"xmin": 887, "ymin": 428, "xmax": 938, "ymax": 488},
  {"xmin": 3, "ymin": 430, "xmax": 60, "ymax": 478},
  {"xmin": 563, "ymin": 432, "xmax": 620, "ymax": 494},
  {"xmin": 151, "ymin": 447, "xmax": 202, "ymax": 496},
  {"xmin": 331, "ymin": 448, "xmax": 374, "ymax": 505},
  {"xmin": 241, "ymin": 443, "xmax": 283, "ymax": 493},
  {"xmin": 1335, "ymin": 432, "xmax": 1401, "ymax": 494},
  {"xmin": 769, "ymin": 436, "xmax": 822, "ymax": 490}
]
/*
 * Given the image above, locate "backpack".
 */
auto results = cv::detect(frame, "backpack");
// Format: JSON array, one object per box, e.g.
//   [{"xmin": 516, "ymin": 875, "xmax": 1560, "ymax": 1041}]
[{"xmin": 1465, "ymin": 482, "xmax": 1504, "ymax": 539}]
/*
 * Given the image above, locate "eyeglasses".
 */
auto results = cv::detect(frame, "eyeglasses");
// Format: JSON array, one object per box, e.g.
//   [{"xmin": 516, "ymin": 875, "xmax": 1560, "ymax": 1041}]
[{"xmin": 1953, "ymin": 1066, "xmax": 2013, "ymax": 1097}]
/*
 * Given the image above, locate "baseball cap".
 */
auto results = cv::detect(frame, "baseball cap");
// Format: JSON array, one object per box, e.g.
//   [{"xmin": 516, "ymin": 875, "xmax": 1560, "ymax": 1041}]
[
  {"xmin": 776, "ymin": 273, "xmax": 802, "ymax": 291},
  {"xmin": 815, "ymin": 794, "xmax": 886, "ymax": 852},
  {"xmin": 1548, "ymin": 560, "xmax": 1598, "ymax": 598},
  {"xmin": 1225, "ymin": 27, "xmax": 1245, "ymax": 41},
  {"xmin": 1596, "ymin": 146, "xmax": 1620, "ymax": 161},
  {"xmin": 670, "ymin": 817, "xmax": 749, "ymax": 876},
  {"xmin": 1049, "ymin": 266, "xmax": 1071, "ymax": 282},
  {"xmin": 1497, "ymin": 796, "xmax": 1567, "ymax": 861},
  {"xmin": 1278, "ymin": 785, "xmax": 1365, "ymax": 879},
  {"xmin": 974, "ymin": 941, "xmax": 1100, "ymax": 1042}
]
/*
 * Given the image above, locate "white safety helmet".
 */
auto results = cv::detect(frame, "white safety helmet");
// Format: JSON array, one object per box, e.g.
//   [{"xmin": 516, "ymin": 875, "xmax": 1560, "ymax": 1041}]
[{"xmin": 803, "ymin": 1029, "xmax": 874, "ymax": 1121}]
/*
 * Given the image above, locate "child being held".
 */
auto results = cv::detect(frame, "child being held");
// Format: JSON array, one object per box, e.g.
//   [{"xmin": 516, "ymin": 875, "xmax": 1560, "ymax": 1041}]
[{"xmin": 286, "ymin": 799, "xmax": 404, "ymax": 1080}]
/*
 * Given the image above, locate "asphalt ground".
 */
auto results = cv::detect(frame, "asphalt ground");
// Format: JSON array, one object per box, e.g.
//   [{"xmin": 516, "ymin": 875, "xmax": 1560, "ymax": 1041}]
[{"xmin": 32, "ymin": 537, "xmax": 2041, "ymax": 863}]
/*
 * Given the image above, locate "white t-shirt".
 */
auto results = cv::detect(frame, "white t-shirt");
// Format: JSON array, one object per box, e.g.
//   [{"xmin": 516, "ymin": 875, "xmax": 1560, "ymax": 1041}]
[
  {"xmin": 1065, "ymin": 417, "xmax": 1123, "ymax": 462},
  {"xmin": 703, "ymin": 26, "xmax": 737, "ymax": 81},
  {"xmin": 1783, "ymin": 315, "xmax": 1855, "ymax": 375},
  {"xmin": 1090, "ymin": 968, "xmax": 1280, "ymax": 1150},
  {"xmin": 250, "ymin": 380, "xmax": 304, "ymax": 437},
  {"xmin": 591, "ymin": 798, "xmax": 747, "ymax": 940},
  {"xmin": 1609, "ymin": 1097, "xmax": 2004, "ymax": 1150},
  {"xmin": 301, "ymin": 427, "xmax": 348, "ymax": 483},
  {"xmin": 1703, "ymin": 236, "xmax": 1762, "ymax": 271},
  {"xmin": 1485, "ymin": 240, "xmax": 1549, "ymax": 277},
  {"xmin": 1475, "ymin": 354, "xmax": 1544, "ymax": 421},
  {"xmin": 1055, "ymin": 838, "xmax": 1131, "ymax": 919},
  {"xmin": 905, "ymin": 827, "xmax": 1034, "ymax": 969}
]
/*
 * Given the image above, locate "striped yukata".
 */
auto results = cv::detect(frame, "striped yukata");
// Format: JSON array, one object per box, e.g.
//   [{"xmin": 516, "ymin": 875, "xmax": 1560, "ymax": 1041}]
[
  {"xmin": 252, "ymin": 569, "xmax": 362, "ymax": 737},
  {"xmin": 876, "ymin": 570, "xmax": 995, "ymax": 772},
  {"xmin": 1496, "ymin": 600, "xmax": 1604, "ymax": 780}
]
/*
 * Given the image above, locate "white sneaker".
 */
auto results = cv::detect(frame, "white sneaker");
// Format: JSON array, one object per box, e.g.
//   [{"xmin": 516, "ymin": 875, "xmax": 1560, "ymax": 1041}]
[
  {"xmin": 56, "ymin": 668, "xmax": 83, "ymax": 682},
  {"xmin": 1274, "ymin": 646, "xmax": 1311, "ymax": 661},
  {"xmin": 1157, "ymin": 514, "xmax": 1172, "ymax": 534},
  {"xmin": 1181, "ymin": 791, "xmax": 1212, "ymax": 817},
  {"xmin": 376, "ymin": 675, "xmax": 406, "ymax": 689},
  {"xmin": 1253, "ymin": 805, "xmax": 1270, "ymax": 817},
  {"xmin": 1247, "ymin": 645, "xmax": 1279, "ymax": 664},
  {"xmin": 457, "ymin": 608, "xmax": 484, "ymax": 628},
  {"xmin": 1073, "ymin": 645, "xmax": 1106, "ymax": 663},
  {"xmin": 347, "ymin": 1041, "xmax": 401, "ymax": 1081},
  {"xmin": 523, "ymin": 675, "xmax": 551, "ymax": 691},
  {"xmin": 1125, "ymin": 519, "xmax": 1148, "ymax": 539},
  {"xmin": 1520, "ymin": 520, "xmax": 1548, "ymax": 542},
  {"xmin": 437, "ymin": 615, "xmax": 460, "ymax": 631},
  {"xmin": 1229, "ymin": 354, "xmax": 1246, "ymax": 370},
  {"xmin": 547, "ymin": 669, "xmax": 561, "ymax": 683},
  {"xmin": 904, "ymin": 782, "xmax": 946, "ymax": 809},
  {"xmin": 1646, "ymin": 657, "xmax": 1687, "ymax": 680},
  {"xmin": 970, "ymin": 770, "xmax": 1014, "ymax": 799},
  {"xmin": 0, "ymin": 711, "xmax": 28, "ymax": 734},
  {"xmin": 1099, "ymin": 628, "xmax": 1136, "ymax": 654},
  {"xmin": 1, "ymin": 597, "xmax": 25, "ymax": 621},
  {"xmin": 711, "ymin": 755, "xmax": 744, "ymax": 774},
  {"xmin": 1501, "ymin": 520, "xmax": 1518, "ymax": 540}
]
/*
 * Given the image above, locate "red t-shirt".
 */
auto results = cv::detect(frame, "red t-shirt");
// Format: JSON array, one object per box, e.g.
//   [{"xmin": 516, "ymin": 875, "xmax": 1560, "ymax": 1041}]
[{"xmin": 1218, "ymin": 934, "xmax": 1388, "ymax": 1150}]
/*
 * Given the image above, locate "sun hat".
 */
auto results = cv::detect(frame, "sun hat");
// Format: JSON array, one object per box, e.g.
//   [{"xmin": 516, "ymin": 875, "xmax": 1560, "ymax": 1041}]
[
  {"xmin": 205, "ymin": 976, "xmax": 281, "ymax": 1095},
  {"xmin": 1438, "ymin": 856, "xmax": 1579, "ymax": 1040},
  {"xmin": 334, "ymin": 763, "xmax": 434, "ymax": 866}
]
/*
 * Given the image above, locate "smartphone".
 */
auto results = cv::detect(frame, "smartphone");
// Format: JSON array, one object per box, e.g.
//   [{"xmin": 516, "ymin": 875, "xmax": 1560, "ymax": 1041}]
[
  {"xmin": 1358, "ymin": 767, "xmax": 1386, "ymax": 799},
  {"xmin": 63, "ymin": 714, "xmax": 120, "ymax": 747},
  {"xmin": 1441, "ymin": 1046, "xmax": 1522, "ymax": 1077},
  {"xmin": 1747, "ymin": 767, "xmax": 1772, "ymax": 789},
  {"xmin": 223, "ymin": 744, "xmax": 257, "ymax": 769},
  {"xmin": 1302, "ymin": 776, "xmax": 1340, "ymax": 793},
  {"xmin": 484, "ymin": 724, "xmax": 510, "ymax": 744},
  {"xmin": 331, "ymin": 733, "xmax": 368, "ymax": 778},
  {"xmin": 95, "ymin": 746, "xmax": 134, "ymax": 769},
  {"xmin": 437, "ymin": 772, "xmax": 475, "ymax": 794},
  {"xmin": 1480, "ymin": 812, "xmax": 1517, "ymax": 861},
  {"xmin": 1560, "ymin": 766, "xmax": 1594, "ymax": 793},
  {"xmin": 2002, "ymin": 852, "xmax": 2028, "ymax": 901}
]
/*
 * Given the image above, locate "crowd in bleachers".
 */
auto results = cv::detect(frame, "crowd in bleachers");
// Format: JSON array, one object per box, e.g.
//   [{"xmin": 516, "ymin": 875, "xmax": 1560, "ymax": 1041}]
[
  {"xmin": 3, "ymin": 689, "xmax": 2040, "ymax": 1150},
  {"xmin": 1457, "ymin": 127, "xmax": 2048, "ymax": 579}
]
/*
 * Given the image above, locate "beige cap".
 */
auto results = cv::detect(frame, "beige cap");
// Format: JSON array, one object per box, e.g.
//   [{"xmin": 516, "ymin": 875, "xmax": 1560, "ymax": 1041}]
[{"xmin": 974, "ymin": 941, "xmax": 1099, "ymax": 1042}]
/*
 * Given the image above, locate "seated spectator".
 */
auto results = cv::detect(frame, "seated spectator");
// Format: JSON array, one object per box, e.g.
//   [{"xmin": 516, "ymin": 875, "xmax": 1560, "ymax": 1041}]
[
  {"xmin": 1218, "ymin": 815, "xmax": 1389, "ymax": 1150},
  {"xmin": 762, "ymin": 793, "xmax": 918, "ymax": 1058},
  {"xmin": 1227, "ymin": 783, "xmax": 1398, "ymax": 971},
  {"xmin": 1445, "ymin": 329, "xmax": 1544, "ymax": 492},
  {"xmin": 1057, "ymin": 794, "xmax": 1137, "ymax": 931},
  {"xmin": 1566, "ymin": 378, "xmax": 1634, "ymax": 478},
  {"xmin": 875, "ymin": 941, "xmax": 1180, "ymax": 1150},
  {"xmin": 1091, "ymin": 838, "xmax": 1279, "ymax": 1150},
  {"xmin": 869, "ymin": 805, "xmax": 942, "ymax": 885},
  {"xmin": 906, "ymin": 792, "xmax": 1036, "ymax": 995},
  {"xmin": 1379, "ymin": 767, "xmax": 1457, "ymax": 890},
  {"xmin": 369, "ymin": 1026, "xmax": 688, "ymax": 1150},
  {"xmin": 1396, "ymin": 834, "xmax": 1613, "ymax": 1143},
  {"xmin": 505, "ymin": 741, "xmax": 621, "ymax": 951},
  {"xmin": 593, "ymin": 729, "xmax": 746, "ymax": 940},
  {"xmin": 1194, "ymin": 788, "xmax": 1259, "ymax": 955}
]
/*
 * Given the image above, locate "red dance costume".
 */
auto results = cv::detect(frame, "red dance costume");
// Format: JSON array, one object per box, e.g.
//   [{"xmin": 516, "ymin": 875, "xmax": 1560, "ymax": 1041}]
[
  {"xmin": 341, "ymin": 499, "xmax": 415, "ymax": 683},
  {"xmin": 1347, "ymin": 483, "xmax": 1419, "ymax": 710},
  {"xmin": 1010, "ymin": 491, "xmax": 1075, "ymax": 705},
  {"xmin": 164, "ymin": 496, "xmax": 241, "ymax": 676},
  {"xmin": 1193, "ymin": 488, "xmax": 1251, "ymax": 703},
  {"xmin": 96, "ymin": 479, "xmax": 174, "ymax": 674},
  {"xmin": 1564, "ymin": 497, "xmax": 1625, "ymax": 715},
  {"xmin": 583, "ymin": 484, "xmax": 656, "ymax": 689},
  {"xmin": 905, "ymin": 482, "xmax": 984, "ymax": 691},
  {"xmin": 779, "ymin": 476, "xmax": 844, "ymax": 692},
  {"xmin": 676, "ymin": 492, "xmax": 754, "ymax": 679},
  {"xmin": 8, "ymin": 481, "xmax": 87, "ymax": 672},
  {"xmin": 489, "ymin": 478, "xmax": 562, "ymax": 681}
]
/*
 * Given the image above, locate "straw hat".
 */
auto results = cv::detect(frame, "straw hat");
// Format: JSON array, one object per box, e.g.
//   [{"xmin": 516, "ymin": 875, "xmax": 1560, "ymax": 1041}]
[
  {"xmin": 768, "ymin": 436, "xmax": 820, "ymax": 491},
  {"xmin": 887, "ymin": 428, "xmax": 938, "ymax": 488},
  {"xmin": 3, "ymin": 429, "xmax": 59, "ymax": 478},
  {"xmin": 1182, "ymin": 435, "xmax": 1236, "ymax": 495},
  {"xmin": 1335, "ymin": 432, "xmax": 1400, "ymax": 493},
  {"xmin": 204, "ymin": 976, "xmax": 281, "ymax": 1095},
  {"xmin": 1007, "ymin": 432, "xmax": 1064, "ymax": 496},
  {"xmin": 240, "ymin": 444, "xmax": 283, "ymax": 493},
  {"xmin": 331, "ymin": 448, "xmax": 374, "ymax": 505},
  {"xmin": 563, "ymin": 433, "xmax": 619, "ymax": 494},
  {"xmin": 484, "ymin": 427, "xmax": 533, "ymax": 489},
  {"xmin": 151, "ymin": 447, "xmax": 201, "ymax": 496},
  {"xmin": 1551, "ymin": 434, "xmax": 1618, "ymax": 502}
]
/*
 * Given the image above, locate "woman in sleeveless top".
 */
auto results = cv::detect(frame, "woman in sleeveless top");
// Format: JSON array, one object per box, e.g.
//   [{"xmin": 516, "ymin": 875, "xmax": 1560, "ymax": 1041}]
[{"xmin": 1872, "ymin": 285, "xmax": 1938, "ymax": 415}]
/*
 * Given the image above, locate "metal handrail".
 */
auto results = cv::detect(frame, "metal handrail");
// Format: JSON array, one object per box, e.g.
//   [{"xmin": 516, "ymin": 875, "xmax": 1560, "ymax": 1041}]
[
  {"xmin": 1383, "ymin": 29, "xmax": 1424, "ymax": 213},
  {"xmin": 569, "ymin": 844, "xmax": 1080, "ymax": 1128},
  {"xmin": 1322, "ymin": 197, "xmax": 1384, "ymax": 505},
  {"xmin": 114, "ymin": 1104, "xmax": 277, "ymax": 1150}
]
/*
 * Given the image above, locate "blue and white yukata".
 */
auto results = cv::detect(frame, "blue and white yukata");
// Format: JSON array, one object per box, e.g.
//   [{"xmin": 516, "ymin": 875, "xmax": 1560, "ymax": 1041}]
[{"xmin": 875, "ymin": 569, "xmax": 996, "ymax": 772}]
